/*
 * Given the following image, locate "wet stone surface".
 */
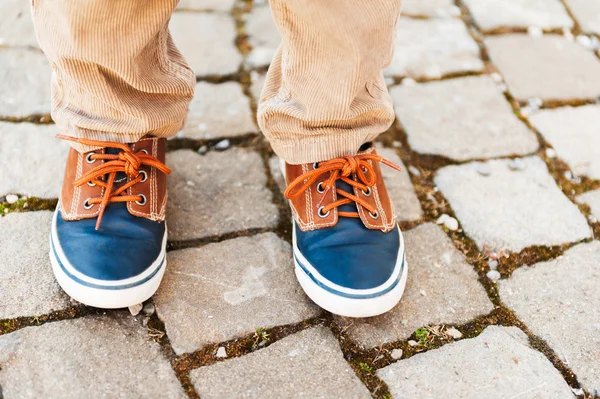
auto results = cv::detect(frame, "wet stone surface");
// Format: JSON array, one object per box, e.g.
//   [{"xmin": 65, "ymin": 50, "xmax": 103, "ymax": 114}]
[
  {"xmin": 190, "ymin": 327, "xmax": 371, "ymax": 398},
  {"xmin": 391, "ymin": 75, "xmax": 539, "ymax": 161},
  {"xmin": 500, "ymin": 242, "xmax": 600, "ymax": 391},
  {"xmin": 0, "ymin": 313, "xmax": 186, "ymax": 398},
  {"xmin": 166, "ymin": 148, "xmax": 278, "ymax": 241},
  {"xmin": 154, "ymin": 233, "xmax": 320, "ymax": 354},
  {"xmin": 334, "ymin": 223, "xmax": 493, "ymax": 348},
  {"xmin": 435, "ymin": 156, "xmax": 591, "ymax": 253},
  {"xmin": 378, "ymin": 326, "xmax": 576, "ymax": 398}
]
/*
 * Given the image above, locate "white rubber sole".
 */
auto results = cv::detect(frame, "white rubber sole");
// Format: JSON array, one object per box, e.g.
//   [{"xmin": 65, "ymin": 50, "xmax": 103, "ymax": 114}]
[
  {"xmin": 49, "ymin": 208, "xmax": 167, "ymax": 309},
  {"xmin": 292, "ymin": 221, "xmax": 408, "ymax": 318}
]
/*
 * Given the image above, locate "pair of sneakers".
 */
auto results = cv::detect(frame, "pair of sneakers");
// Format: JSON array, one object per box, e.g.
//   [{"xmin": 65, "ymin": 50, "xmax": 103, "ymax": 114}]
[{"xmin": 50, "ymin": 136, "xmax": 407, "ymax": 317}]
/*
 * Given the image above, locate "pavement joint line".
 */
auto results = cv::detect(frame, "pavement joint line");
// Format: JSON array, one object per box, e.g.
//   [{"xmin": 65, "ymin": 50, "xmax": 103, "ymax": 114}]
[{"xmin": 166, "ymin": 227, "xmax": 277, "ymax": 252}]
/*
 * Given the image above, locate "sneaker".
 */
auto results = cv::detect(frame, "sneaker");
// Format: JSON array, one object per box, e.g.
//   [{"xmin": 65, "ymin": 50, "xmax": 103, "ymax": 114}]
[
  {"xmin": 282, "ymin": 143, "xmax": 407, "ymax": 317},
  {"xmin": 49, "ymin": 135, "xmax": 171, "ymax": 309}
]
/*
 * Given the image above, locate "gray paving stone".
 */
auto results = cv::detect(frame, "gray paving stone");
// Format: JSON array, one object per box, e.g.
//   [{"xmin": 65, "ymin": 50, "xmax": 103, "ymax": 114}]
[
  {"xmin": 0, "ymin": 122, "xmax": 69, "ymax": 198},
  {"xmin": 500, "ymin": 242, "xmax": 600, "ymax": 391},
  {"xmin": 402, "ymin": 0, "xmax": 458, "ymax": 17},
  {"xmin": 0, "ymin": 211, "xmax": 69, "ymax": 320},
  {"xmin": 0, "ymin": 48, "xmax": 51, "ymax": 118},
  {"xmin": 464, "ymin": 0, "xmax": 573, "ymax": 31},
  {"xmin": 576, "ymin": 189, "xmax": 600, "ymax": 220},
  {"xmin": 246, "ymin": 6, "xmax": 280, "ymax": 68},
  {"xmin": 0, "ymin": 313, "xmax": 185, "ymax": 398},
  {"xmin": 378, "ymin": 326, "xmax": 575, "ymax": 398},
  {"xmin": 565, "ymin": 0, "xmax": 600, "ymax": 34},
  {"xmin": 335, "ymin": 223, "xmax": 492, "ymax": 348},
  {"xmin": 0, "ymin": 0, "xmax": 38, "ymax": 48},
  {"xmin": 268, "ymin": 147, "xmax": 423, "ymax": 222},
  {"xmin": 166, "ymin": 148, "xmax": 278, "ymax": 241},
  {"xmin": 485, "ymin": 35, "xmax": 600, "ymax": 101},
  {"xmin": 386, "ymin": 18, "xmax": 483, "ymax": 78},
  {"xmin": 169, "ymin": 12, "xmax": 241, "ymax": 77},
  {"xmin": 176, "ymin": 0, "xmax": 235, "ymax": 12},
  {"xmin": 179, "ymin": 82, "xmax": 257, "ymax": 139},
  {"xmin": 391, "ymin": 76, "xmax": 539, "ymax": 161},
  {"xmin": 154, "ymin": 233, "xmax": 320, "ymax": 355},
  {"xmin": 435, "ymin": 156, "xmax": 591, "ymax": 253},
  {"xmin": 530, "ymin": 105, "xmax": 600, "ymax": 180},
  {"xmin": 250, "ymin": 72, "xmax": 266, "ymax": 101},
  {"xmin": 190, "ymin": 327, "xmax": 371, "ymax": 398}
]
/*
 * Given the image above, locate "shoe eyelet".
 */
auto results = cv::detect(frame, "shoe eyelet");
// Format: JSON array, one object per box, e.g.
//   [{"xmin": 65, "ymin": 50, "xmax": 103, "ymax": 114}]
[
  {"xmin": 85, "ymin": 153, "xmax": 96, "ymax": 164},
  {"xmin": 317, "ymin": 206, "xmax": 330, "ymax": 218},
  {"xmin": 135, "ymin": 194, "xmax": 147, "ymax": 206},
  {"xmin": 140, "ymin": 149, "xmax": 149, "ymax": 155},
  {"xmin": 83, "ymin": 198, "xmax": 94, "ymax": 209},
  {"xmin": 313, "ymin": 162, "xmax": 319, "ymax": 170},
  {"xmin": 369, "ymin": 210, "xmax": 379, "ymax": 220},
  {"xmin": 316, "ymin": 182, "xmax": 325, "ymax": 194},
  {"xmin": 362, "ymin": 187, "xmax": 372, "ymax": 196},
  {"xmin": 87, "ymin": 181, "xmax": 96, "ymax": 187},
  {"xmin": 138, "ymin": 170, "xmax": 148, "ymax": 183}
]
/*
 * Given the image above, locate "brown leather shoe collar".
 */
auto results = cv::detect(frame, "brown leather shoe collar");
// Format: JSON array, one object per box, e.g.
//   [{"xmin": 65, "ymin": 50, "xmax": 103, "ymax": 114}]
[
  {"xmin": 283, "ymin": 144, "xmax": 398, "ymax": 233},
  {"xmin": 60, "ymin": 137, "xmax": 168, "ymax": 223}
]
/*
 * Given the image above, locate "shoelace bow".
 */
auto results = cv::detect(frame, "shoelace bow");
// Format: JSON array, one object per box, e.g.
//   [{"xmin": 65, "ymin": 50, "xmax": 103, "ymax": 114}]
[
  {"xmin": 57, "ymin": 135, "xmax": 171, "ymax": 230},
  {"xmin": 284, "ymin": 154, "xmax": 401, "ymax": 218}
]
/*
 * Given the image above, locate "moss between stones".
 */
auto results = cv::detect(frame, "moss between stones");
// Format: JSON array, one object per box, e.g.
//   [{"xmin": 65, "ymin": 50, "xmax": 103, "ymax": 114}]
[{"xmin": 0, "ymin": 197, "xmax": 57, "ymax": 216}]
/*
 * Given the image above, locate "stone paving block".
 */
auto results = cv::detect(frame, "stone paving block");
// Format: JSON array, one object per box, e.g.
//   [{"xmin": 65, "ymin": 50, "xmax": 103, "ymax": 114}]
[
  {"xmin": 250, "ymin": 72, "xmax": 266, "ymax": 101},
  {"xmin": 0, "ymin": 313, "xmax": 185, "ymax": 398},
  {"xmin": 391, "ymin": 76, "xmax": 539, "ymax": 161},
  {"xmin": 246, "ymin": 5, "xmax": 280, "ymax": 68},
  {"xmin": 169, "ymin": 12, "xmax": 241, "ymax": 77},
  {"xmin": 464, "ymin": 0, "xmax": 573, "ymax": 31},
  {"xmin": 485, "ymin": 34, "xmax": 600, "ymax": 101},
  {"xmin": 0, "ymin": 211, "xmax": 69, "ymax": 320},
  {"xmin": 268, "ymin": 147, "xmax": 423, "ymax": 222},
  {"xmin": 179, "ymin": 81, "xmax": 257, "ymax": 139},
  {"xmin": 378, "ymin": 326, "xmax": 575, "ymax": 398},
  {"xmin": 0, "ymin": 48, "xmax": 51, "ymax": 118},
  {"xmin": 435, "ymin": 156, "xmax": 591, "ymax": 253},
  {"xmin": 565, "ymin": 0, "xmax": 600, "ymax": 34},
  {"xmin": 166, "ymin": 148, "xmax": 278, "ymax": 241},
  {"xmin": 386, "ymin": 18, "xmax": 484, "ymax": 78},
  {"xmin": 500, "ymin": 242, "xmax": 600, "ymax": 391},
  {"xmin": 176, "ymin": 0, "xmax": 235, "ymax": 12},
  {"xmin": 0, "ymin": 122, "xmax": 68, "ymax": 198},
  {"xmin": 190, "ymin": 327, "xmax": 371, "ymax": 398},
  {"xmin": 335, "ymin": 223, "xmax": 492, "ymax": 348},
  {"xmin": 576, "ymin": 189, "xmax": 600, "ymax": 220},
  {"xmin": 530, "ymin": 105, "xmax": 600, "ymax": 180},
  {"xmin": 0, "ymin": 0, "xmax": 38, "ymax": 48},
  {"xmin": 154, "ymin": 233, "xmax": 320, "ymax": 355},
  {"xmin": 402, "ymin": 0, "xmax": 458, "ymax": 17}
]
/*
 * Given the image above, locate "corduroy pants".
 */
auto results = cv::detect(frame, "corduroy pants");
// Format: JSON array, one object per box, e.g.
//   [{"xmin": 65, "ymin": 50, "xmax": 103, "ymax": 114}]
[{"xmin": 31, "ymin": 0, "xmax": 402, "ymax": 164}]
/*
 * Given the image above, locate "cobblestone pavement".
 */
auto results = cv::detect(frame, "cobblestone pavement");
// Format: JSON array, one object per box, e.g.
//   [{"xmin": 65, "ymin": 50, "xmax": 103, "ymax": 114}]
[{"xmin": 1, "ymin": 0, "xmax": 599, "ymax": 398}]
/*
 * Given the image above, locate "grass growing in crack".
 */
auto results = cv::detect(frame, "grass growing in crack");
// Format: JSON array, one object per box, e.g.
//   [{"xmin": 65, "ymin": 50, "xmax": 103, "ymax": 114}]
[
  {"xmin": 0, "ymin": 197, "xmax": 57, "ymax": 216},
  {"xmin": 252, "ymin": 327, "xmax": 271, "ymax": 350},
  {"xmin": 358, "ymin": 362, "xmax": 373, "ymax": 373}
]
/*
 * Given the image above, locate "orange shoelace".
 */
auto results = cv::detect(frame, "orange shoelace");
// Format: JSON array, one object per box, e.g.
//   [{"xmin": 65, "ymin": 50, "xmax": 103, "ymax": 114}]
[
  {"xmin": 57, "ymin": 135, "xmax": 171, "ymax": 230},
  {"xmin": 284, "ymin": 154, "xmax": 401, "ymax": 218}
]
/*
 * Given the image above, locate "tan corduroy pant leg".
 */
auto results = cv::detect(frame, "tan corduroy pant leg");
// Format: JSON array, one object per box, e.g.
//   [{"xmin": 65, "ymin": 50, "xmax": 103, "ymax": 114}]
[
  {"xmin": 31, "ymin": 0, "xmax": 195, "ymax": 152},
  {"xmin": 258, "ymin": 0, "xmax": 402, "ymax": 164}
]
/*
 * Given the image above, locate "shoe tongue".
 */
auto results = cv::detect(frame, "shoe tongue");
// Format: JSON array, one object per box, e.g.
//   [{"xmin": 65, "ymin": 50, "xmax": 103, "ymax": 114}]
[
  {"xmin": 104, "ymin": 147, "xmax": 128, "ymax": 184},
  {"xmin": 336, "ymin": 179, "xmax": 358, "ymax": 213}
]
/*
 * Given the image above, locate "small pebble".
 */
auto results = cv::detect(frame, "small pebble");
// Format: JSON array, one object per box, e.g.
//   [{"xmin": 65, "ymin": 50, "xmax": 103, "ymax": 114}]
[
  {"xmin": 142, "ymin": 303, "xmax": 155, "ymax": 316},
  {"xmin": 6, "ymin": 194, "xmax": 19, "ymax": 204},
  {"xmin": 392, "ymin": 141, "xmax": 402, "ymax": 148},
  {"xmin": 488, "ymin": 260, "xmax": 498, "ymax": 270},
  {"xmin": 527, "ymin": 26, "xmax": 543, "ymax": 37},
  {"xmin": 385, "ymin": 77, "xmax": 395, "ymax": 86},
  {"xmin": 401, "ymin": 77, "xmax": 417, "ymax": 87},
  {"xmin": 408, "ymin": 165, "xmax": 421, "ymax": 176},
  {"xmin": 215, "ymin": 139, "xmax": 230, "ymax": 150},
  {"xmin": 408, "ymin": 340, "xmax": 418, "ymax": 347},
  {"xmin": 486, "ymin": 270, "xmax": 501, "ymax": 281},
  {"xmin": 498, "ymin": 83, "xmax": 508, "ymax": 92},
  {"xmin": 419, "ymin": 290, "xmax": 427, "ymax": 297},
  {"xmin": 216, "ymin": 347, "xmax": 227, "ymax": 358},
  {"xmin": 436, "ymin": 214, "xmax": 459, "ymax": 231},
  {"xmin": 446, "ymin": 327, "xmax": 463, "ymax": 339},
  {"xmin": 476, "ymin": 163, "xmax": 491, "ymax": 176},
  {"xmin": 508, "ymin": 158, "xmax": 525, "ymax": 171},
  {"xmin": 390, "ymin": 348, "xmax": 403, "ymax": 360},
  {"xmin": 197, "ymin": 145, "xmax": 208, "ymax": 154},
  {"xmin": 401, "ymin": 319, "xmax": 408, "ymax": 326},
  {"xmin": 490, "ymin": 72, "xmax": 503, "ymax": 83},
  {"xmin": 520, "ymin": 106, "xmax": 532, "ymax": 118},
  {"xmin": 545, "ymin": 148, "xmax": 556, "ymax": 158},
  {"xmin": 571, "ymin": 388, "xmax": 584, "ymax": 396},
  {"xmin": 576, "ymin": 35, "xmax": 594, "ymax": 50},
  {"xmin": 186, "ymin": 180, "xmax": 195, "ymax": 187},
  {"xmin": 128, "ymin": 303, "xmax": 143, "ymax": 316}
]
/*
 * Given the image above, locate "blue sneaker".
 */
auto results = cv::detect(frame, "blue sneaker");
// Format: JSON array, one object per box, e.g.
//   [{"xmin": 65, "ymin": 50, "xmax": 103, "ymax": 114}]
[
  {"xmin": 50, "ymin": 135, "xmax": 171, "ymax": 309},
  {"xmin": 282, "ymin": 143, "xmax": 407, "ymax": 317}
]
